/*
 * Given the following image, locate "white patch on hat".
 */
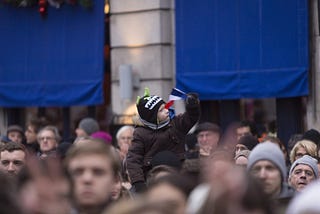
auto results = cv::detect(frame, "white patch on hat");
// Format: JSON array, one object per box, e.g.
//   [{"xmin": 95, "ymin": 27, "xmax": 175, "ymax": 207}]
[{"xmin": 144, "ymin": 96, "xmax": 162, "ymax": 110}]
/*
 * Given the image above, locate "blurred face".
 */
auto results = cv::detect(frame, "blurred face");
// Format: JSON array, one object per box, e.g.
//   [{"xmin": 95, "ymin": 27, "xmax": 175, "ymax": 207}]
[
  {"xmin": 8, "ymin": 131, "xmax": 23, "ymax": 144},
  {"xmin": 0, "ymin": 150, "xmax": 26, "ymax": 176},
  {"xmin": 118, "ymin": 128, "xmax": 133, "ymax": 158},
  {"xmin": 147, "ymin": 183, "xmax": 186, "ymax": 214},
  {"xmin": 289, "ymin": 164, "xmax": 316, "ymax": 192},
  {"xmin": 19, "ymin": 179, "xmax": 71, "ymax": 214},
  {"xmin": 197, "ymin": 131, "xmax": 220, "ymax": 156},
  {"xmin": 250, "ymin": 160, "xmax": 282, "ymax": 197},
  {"xmin": 18, "ymin": 163, "xmax": 71, "ymax": 214},
  {"xmin": 25, "ymin": 125, "xmax": 37, "ymax": 144},
  {"xmin": 236, "ymin": 126, "xmax": 251, "ymax": 140},
  {"xmin": 111, "ymin": 179, "xmax": 122, "ymax": 201},
  {"xmin": 235, "ymin": 156, "xmax": 248, "ymax": 168},
  {"xmin": 235, "ymin": 144, "xmax": 248, "ymax": 155},
  {"xmin": 38, "ymin": 130, "xmax": 58, "ymax": 153},
  {"xmin": 295, "ymin": 147, "xmax": 308, "ymax": 161},
  {"xmin": 157, "ymin": 104, "xmax": 169, "ymax": 123},
  {"xmin": 75, "ymin": 128, "xmax": 88, "ymax": 138},
  {"xmin": 68, "ymin": 154, "xmax": 115, "ymax": 208}
]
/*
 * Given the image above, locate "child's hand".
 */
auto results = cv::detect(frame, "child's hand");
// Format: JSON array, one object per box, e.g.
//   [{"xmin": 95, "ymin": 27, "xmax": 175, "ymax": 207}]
[{"xmin": 186, "ymin": 93, "xmax": 199, "ymax": 105}]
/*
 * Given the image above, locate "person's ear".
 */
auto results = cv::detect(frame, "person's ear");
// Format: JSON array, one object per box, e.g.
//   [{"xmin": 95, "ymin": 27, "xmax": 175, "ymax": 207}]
[{"xmin": 288, "ymin": 175, "xmax": 292, "ymax": 185}]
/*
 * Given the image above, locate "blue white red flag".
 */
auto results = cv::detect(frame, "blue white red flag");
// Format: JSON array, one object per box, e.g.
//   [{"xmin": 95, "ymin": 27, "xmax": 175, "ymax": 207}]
[{"xmin": 165, "ymin": 88, "xmax": 187, "ymax": 109}]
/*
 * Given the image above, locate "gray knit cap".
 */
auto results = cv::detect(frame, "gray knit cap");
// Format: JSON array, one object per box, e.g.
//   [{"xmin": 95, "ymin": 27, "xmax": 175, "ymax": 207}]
[
  {"xmin": 78, "ymin": 118, "xmax": 99, "ymax": 136},
  {"xmin": 247, "ymin": 142, "xmax": 287, "ymax": 181},
  {"xmin": 289, "ymin": 155, "xmax": 319, "ymax": 178}
]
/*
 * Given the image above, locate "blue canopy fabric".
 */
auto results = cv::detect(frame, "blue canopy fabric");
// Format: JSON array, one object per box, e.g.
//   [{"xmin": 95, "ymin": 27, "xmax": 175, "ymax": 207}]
[
  {"xmin": 175, "ymin": 0, "xmax": 309, "ymax": 100},
  {"xmin": 0, "ymin": 2, "xmax": 105, "ymax": 107}
]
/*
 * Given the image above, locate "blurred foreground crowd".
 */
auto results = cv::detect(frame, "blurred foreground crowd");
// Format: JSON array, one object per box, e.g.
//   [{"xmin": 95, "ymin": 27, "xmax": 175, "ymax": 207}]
[{"xmin": 0, "ymin": 91, "xmax": 320, "ymax": 214}]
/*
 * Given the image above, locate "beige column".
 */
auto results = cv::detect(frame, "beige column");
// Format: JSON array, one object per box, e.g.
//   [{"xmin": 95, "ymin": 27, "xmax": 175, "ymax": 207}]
[
  {"xmin": 306, "ymin": 0, "xmax": 320, "ymax": 130},
  {"xmin": 109, "ymin": 0, "xmax": 175, "ymax": 121}
]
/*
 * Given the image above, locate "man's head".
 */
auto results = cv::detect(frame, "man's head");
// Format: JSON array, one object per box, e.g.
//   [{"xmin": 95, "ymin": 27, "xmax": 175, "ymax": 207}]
[
  {"xmin": 116, "ymin": 125, "xmax": 134, "ymax": 156},
  {"xmin": 288, "ymin": 155, "xmax": 318, "ymax": 192},
  {"xmin": 236, "ymin": 120, "xmax": 257, "ymax": 140},
  {"xmin": 75, "ymin": 118, "xmax": 100, "ymax": 138},
  {"xmin": 247, "ymin": 142, "xmax": 286, "ymax": 197},
  {"xmin": 194, "ymin": 122, "xmax": 221, "ymax": 156},
  {"xmin": 116, "ymin": 125, "xmax": 134, "ymax": 159},
  {"xmin": 25, "ymin": 117, "xmax": 49, "ymax": 144},
  {"xmin": 235, "ymin": 135, "xmax": 259, "ymax": 155},
  {"xmin": 0, "ymin": 142, "xmax": 27, "ymax": 176},
  {"xmin": 37, "ymin": 126, "xmax": 61, "ymax": 153},
  {"xmin": 7, "ymin": 125, "xmax": 24, "ymax": 144},
  {"xmin": 234, "ymin": 149, "xmax": 250, "ymax": 168},
  {"xmin": 65, "ymin": 140, "xmax": 120, "ymax": 211}
]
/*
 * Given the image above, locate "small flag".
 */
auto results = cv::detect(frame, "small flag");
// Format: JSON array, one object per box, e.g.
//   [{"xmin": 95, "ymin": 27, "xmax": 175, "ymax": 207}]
[
  {"xmin": 165, "ymin": 88, "xmax": 188, "ymax": 109},
  {"xmin": 165, "ymin": 100, "xmax": 174, "ymax": 109}
]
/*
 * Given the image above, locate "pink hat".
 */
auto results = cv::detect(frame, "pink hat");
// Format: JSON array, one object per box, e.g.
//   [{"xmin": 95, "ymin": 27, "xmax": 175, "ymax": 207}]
[{"xmin": 91, "ymin": 131, "xmax": 112, "ymax": 144}]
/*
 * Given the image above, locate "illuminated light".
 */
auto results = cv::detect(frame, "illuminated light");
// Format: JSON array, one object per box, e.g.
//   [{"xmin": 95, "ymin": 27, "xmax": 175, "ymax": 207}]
[
  {"xmin": 104, "ymin": 2, "xmax": 109, "ymax": 14},
  {"xmin": 122, "ymin": 104, "xmax": 138, "ymax": 124}
]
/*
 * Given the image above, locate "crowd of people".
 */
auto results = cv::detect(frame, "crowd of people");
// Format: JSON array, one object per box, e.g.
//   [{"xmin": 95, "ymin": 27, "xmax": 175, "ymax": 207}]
[{"xmin": 0, "ymin": 89, "xmax": 319, "ymax": 214}]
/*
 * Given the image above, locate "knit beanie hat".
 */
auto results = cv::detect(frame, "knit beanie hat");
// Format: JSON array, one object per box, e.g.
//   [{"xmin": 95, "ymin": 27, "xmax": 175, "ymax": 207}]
[
  {"xmin": 289, "ymin": 155, "xmax": 319, "ymax": 178},
  {"xmin": 302, "ymin": 129, "xmax": 320, "ymax": 146},
  {"xmin": 78, "ymin": 118, "xmax": 99, "ymax": 136},
  {"xmin": 247, "ymin": 142, "xmax": 287, "ymax": 181},
  {"xmin": 136, "ymin": 88, "xmax": 165, "ymax": 126},
  {"xmin": 7, "ymin": 125, "xmax": 24, "ymax": 136},
  {"xmin": 237, "ymin": 135, "xmax": 259, "ymax": 151},
  {"xmin": 91, "ymin": 131, "xmax": 112, "ymax": 144},
  {"xmin": 194, "ymin": 122, "xmax": 221, "ymax": 135}
]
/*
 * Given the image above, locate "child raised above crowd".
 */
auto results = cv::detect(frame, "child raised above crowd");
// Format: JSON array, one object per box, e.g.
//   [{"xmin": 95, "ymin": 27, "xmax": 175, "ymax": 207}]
[{"xmin": 126, "ymin": 88, "xmax": 200, "ymax": 193}]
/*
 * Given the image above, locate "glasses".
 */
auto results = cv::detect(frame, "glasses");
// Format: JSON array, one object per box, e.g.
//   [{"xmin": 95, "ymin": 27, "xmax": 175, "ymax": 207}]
[
  {"xmin": 120, "ymin": 137, "xmax": 133, "ymax": 141},
  {"xmin": 38, "ymin": 136, "xmax": 55, "ymax": 142}
]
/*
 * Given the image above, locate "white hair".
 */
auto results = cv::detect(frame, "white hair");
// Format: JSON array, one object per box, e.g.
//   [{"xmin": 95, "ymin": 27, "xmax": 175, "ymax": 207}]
[{"xmin": 116, "ymin": 125, "xmax": 134, "ymax": 141}]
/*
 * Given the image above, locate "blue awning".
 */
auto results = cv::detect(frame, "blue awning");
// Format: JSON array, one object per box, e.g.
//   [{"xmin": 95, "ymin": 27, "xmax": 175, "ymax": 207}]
[
  {"xmin": 175, "ymin": 0, "xmax": 309, "ymax": 99},
  {"xmin": 0, "ymin": 2, "xmax": 105, "ymax": 107}
]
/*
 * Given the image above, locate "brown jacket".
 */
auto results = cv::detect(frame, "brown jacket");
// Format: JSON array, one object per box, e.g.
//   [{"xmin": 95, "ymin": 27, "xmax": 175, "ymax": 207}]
[{"xmin": 126, "ymin": 101, "xmax": 200, "ymax": 184}]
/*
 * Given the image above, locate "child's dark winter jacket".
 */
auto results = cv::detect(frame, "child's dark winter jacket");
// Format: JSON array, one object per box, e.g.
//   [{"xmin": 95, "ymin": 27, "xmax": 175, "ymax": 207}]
[{"xmin": 126, "ymin": 93, "xmax": 200, "ymax": 191}]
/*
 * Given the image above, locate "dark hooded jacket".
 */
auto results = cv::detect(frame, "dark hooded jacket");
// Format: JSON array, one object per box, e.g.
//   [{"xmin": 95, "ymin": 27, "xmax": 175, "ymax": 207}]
[{"xmin": 126, "ymin": 98, "xmax": 200, "ymax": 184}]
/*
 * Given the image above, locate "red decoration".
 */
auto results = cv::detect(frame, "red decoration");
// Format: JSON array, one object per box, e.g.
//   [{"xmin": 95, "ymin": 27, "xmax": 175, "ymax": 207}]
[
  {"xmin": 68, "ymin": 0, "xmax": 77, "ymax": 5},
  {"xmin": 39, "ymin": 0, "xmax": 47, "ymax": 18},
  {"xmin": 2, "ymin": 0, "xmax": 93, "ymax": 18}
]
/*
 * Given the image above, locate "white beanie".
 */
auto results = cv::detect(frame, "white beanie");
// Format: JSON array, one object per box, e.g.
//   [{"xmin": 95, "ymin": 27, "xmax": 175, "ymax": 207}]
[{"xmin": 247, "ymin": 142, "xmax": 287, "ymax": 181}]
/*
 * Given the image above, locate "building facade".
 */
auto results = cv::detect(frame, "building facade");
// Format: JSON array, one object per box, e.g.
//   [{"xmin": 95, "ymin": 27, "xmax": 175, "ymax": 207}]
[
  {"xmin": 0, "ymin": 0, "xmax": 319, "ymax": 146},
  {"xmin": 110, "ymin": 0, "xmax": 320, "ymax": 145}
]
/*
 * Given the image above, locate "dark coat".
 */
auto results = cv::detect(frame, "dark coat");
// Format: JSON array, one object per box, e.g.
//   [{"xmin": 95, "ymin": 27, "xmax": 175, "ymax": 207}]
[{"xmin": 126, "ymin": 101, "xmax": 200, "ymax": 184}]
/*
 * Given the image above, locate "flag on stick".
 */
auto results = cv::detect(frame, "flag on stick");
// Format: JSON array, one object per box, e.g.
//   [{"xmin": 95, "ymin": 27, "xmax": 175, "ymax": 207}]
[{"xmin": 165, "ymin": 88, "xmax": 188, "ymax": 109}]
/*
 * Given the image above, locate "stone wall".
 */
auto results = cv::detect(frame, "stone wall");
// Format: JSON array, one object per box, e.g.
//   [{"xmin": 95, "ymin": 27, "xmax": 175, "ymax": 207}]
[{"xmin": 109, "ymin": 0, "xmax": 175, "ymax": 117}]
